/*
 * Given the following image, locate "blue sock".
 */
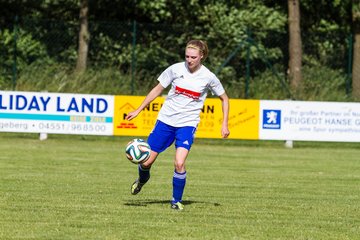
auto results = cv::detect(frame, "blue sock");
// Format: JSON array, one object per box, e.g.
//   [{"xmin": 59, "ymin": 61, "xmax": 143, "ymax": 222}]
[
  {"xmin": 138, "ymin": 164, "xmax": 150, "ymax": 184},
  {"xmin": 172, "ymin": 170, "xmax": 186, "ymax": 204}
]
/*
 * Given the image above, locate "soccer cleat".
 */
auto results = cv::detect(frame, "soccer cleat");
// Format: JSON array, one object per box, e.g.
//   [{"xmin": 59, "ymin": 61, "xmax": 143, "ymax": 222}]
[
  {"xmin": 131, "ymin": 179, "xmax": 145, "ymax": 195},
  {"xmin": 171, "ymin": 202, "xmax": 184, "ymax": 211}
]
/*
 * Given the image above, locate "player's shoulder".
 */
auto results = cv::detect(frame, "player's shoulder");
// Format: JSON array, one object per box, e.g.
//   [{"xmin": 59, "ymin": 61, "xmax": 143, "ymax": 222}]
[
  {"xmin": 163, "ymin": 62, "xmax": 187, "ymax": 76},
  {"xmin": 169, "ymin": 62, "xmax": 186, "ymax": 70},
  {"xmin": 200, "ymin": 65, "xmax": 218, "ymax": 79}
]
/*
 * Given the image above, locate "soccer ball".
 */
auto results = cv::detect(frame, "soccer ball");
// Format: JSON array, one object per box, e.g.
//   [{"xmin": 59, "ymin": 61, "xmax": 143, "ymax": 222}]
[{"xmin": 125, "ymin": 139, "xmax": 151, "ymax": 164}]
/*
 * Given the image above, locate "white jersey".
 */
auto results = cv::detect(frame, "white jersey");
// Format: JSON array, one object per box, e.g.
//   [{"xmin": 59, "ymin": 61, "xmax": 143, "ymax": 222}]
[{"xmin": 157, "ymin": 62, "xmax": 225, "ymax": 127}]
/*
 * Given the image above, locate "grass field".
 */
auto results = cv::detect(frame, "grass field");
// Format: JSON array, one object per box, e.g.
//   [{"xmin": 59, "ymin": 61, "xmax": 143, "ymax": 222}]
[{"xmin": 0, "ymin": 133, "xmax": 359, "ymax": 240}]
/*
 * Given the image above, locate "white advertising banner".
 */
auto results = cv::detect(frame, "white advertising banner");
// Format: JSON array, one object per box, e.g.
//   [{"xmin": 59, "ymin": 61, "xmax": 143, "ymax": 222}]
[
  {"xmin": 0, "ymin": 91, "xmax": 114, "ymax": 135},
  {"xmin": 259, "ymin": 100, "xmax": 360, "ymax": 142}
]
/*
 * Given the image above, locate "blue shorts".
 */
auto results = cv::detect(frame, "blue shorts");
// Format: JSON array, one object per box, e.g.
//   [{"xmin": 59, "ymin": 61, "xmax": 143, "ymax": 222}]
[{"xmin": 147, "ymin": 120, "xmax": 197, "ymax": 153}]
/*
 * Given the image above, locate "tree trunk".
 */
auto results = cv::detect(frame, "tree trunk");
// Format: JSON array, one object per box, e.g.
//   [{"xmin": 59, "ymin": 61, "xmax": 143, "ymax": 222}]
[
  {"xmin": 352, "ymin": 1, "xmax": 360, "ymax": 99},
  {"xmin": 76, "ymin": 0, "xmax": 89, "ymax": 72},
  {"xmin": 288, "ymin": 0, "xmax": 302, "ymax": 91}
]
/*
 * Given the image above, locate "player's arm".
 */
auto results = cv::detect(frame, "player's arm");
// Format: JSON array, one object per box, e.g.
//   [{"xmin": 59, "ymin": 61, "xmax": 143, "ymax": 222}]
[
  {"xmin": 219, "ymin": 92, "xmax": 230, "ymax": 138},
  {"xmin": 126, "ymin": 83, "xmax": 165, "ymax": 121}
]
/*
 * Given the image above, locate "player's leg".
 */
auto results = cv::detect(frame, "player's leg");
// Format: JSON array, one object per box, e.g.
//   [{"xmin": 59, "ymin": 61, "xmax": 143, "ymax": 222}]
[
  {"xmin": 131, "ymin": 120, "xmax": 175, "ymax": 195},
  {"xmin": 171, "ymin": 126, "xmax": 196, "ymax": 210},
  {"xmin": 131, "ymin": 151, "xmax": 158, "ymax": 195},
  {"xmin": 171, "ymin": 147, "xmax": 189, "ymax": 210}
]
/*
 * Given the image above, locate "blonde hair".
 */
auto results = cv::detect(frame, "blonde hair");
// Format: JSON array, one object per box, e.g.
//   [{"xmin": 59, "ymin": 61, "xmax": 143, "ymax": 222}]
[{"xmin": 186, "ymin": 40, "xmax": 209, "ymax": 61}]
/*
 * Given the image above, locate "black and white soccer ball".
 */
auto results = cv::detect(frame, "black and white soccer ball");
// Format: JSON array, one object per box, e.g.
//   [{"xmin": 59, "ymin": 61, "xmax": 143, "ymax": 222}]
[{"xmin": 125, "ymin": 139, "xmax": 151, "ymax": 164}]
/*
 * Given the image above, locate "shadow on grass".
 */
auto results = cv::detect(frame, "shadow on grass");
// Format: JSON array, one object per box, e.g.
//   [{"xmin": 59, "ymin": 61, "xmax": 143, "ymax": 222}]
[{"xmin": 124, "ymin": 199, "xmax": 221, "ymax": 207}]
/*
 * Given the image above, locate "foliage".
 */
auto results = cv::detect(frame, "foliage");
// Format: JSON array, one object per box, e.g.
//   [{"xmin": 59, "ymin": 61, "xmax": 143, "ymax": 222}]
[
  {"xmin": 10, "ymin": 61, "xmax": 350, "ymax": 102},
  {"xmin": 0, "ymin": 0, "xmax": 355, "ymax": 101},
  {"xmin": 15, "ymin": 62, "xmax": 133, "ymax": 95},
  {"xmin": 248, "ymin": 65, "xmax": 349, "ymax": 101},
  {"xmin": 199, "ymin": 2, "xmax": 286, "ymax": 66},
  {"xmin": 248, "ymin": 68, "xmax": 289, "ymax": 100},
  {"xmin": 0, "ymin": 27, "xmax": 51, "ymax": 86},
  {"xmin": 137, "ymin": 0, "xmax": 171, "ymax": 22},
  {"xmin": 300, "ymin": 0, "xmax": 351, "ymax": 70},
  {"xmin": 300, "ymin": 65, "xmax": 349, "ymax": 101}
]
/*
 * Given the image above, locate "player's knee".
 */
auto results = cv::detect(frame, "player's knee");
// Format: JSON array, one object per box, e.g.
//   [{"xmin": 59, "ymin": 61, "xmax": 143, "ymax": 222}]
[
  {"xmin": 174, "ymin": 161, "xmax": 185, "ymax": 172},
  {"xmin": 142, "ymin": 155, "xmax": 156, "ymax": 168},
  {"xmin": 141, "ymin": 161, "xmax": 152, "ymax": 168}
]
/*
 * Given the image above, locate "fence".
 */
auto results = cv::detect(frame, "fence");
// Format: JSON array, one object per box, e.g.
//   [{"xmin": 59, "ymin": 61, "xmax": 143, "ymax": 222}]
[{"xmin": 0, "ymin": 17, "xmax": 354, "ymax": 100}]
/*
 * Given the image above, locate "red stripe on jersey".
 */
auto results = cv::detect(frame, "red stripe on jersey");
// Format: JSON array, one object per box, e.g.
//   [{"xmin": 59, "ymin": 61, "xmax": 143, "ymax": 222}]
[{"xmin": 175, "ymin": 86, "xmax": 201, "ymax": 100}]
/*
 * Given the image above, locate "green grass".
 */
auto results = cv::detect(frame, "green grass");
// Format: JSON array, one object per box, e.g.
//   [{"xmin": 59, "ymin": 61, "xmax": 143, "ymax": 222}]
[{"xmin": 0, "ymin": 133, "xmax": 359, "ymax": 239}]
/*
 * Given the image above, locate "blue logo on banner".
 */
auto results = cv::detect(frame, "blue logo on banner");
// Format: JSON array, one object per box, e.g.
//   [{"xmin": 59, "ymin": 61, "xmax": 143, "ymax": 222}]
[{"xmin": 263, "ymin": 110, "xmax": 281, "ymax": 129}]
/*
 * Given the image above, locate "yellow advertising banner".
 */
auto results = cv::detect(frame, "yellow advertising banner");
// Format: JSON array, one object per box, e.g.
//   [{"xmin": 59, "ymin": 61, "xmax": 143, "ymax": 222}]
[
  {"xmin": 229, "ymin": 99, "xmax": 259, "ymax": 139},
  {"xmin": 113, "ymin": 96, "xmax": 259, "ymax": 139},
  {"xmin": 197, "ymin": 98, "xmax": 259, "ymax": 139},
  {"xmin": 113, "ymin": 95, "xmax": 165, "ymax": 137}
]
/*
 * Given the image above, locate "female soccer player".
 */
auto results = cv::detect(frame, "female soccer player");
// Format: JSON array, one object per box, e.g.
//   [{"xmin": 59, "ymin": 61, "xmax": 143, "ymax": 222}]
[{"xmin": 126, "ymin": 39, "xmax": 230, "ymax": 210}]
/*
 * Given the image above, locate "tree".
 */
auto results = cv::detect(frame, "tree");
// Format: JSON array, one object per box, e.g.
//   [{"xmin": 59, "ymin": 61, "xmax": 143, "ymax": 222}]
[
  {"xmin": 352, "ymin": 1, "xmax": 360, "ymax": 99},
  {"xmin": 76, "ymin": 0, "xmax": 89, "ymax": 72},
  {"xmin": 288, "ymin": 0, "xmax": 302, "ymax": 92}
]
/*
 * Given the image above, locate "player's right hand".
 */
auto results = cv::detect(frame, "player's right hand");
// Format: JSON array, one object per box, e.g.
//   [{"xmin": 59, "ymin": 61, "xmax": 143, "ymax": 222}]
[{"xmin": 125, "ymin": 110, "xmax": 139, "ymax": 121}]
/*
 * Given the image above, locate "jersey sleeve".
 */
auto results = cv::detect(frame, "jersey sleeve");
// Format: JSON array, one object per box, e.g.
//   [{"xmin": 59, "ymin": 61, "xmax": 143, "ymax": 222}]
[
  {"xmin": 157, "ymin": 65, "xmax": 174, "ymax": 88},
  {"xmin": 209, "ymin": 74, "xmax": 225, "ymax": 96}
]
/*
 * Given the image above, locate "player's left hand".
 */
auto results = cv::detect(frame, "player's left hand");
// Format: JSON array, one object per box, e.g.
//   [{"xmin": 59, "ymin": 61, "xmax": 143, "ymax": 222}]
[{"xmin": 221, "ymin": 126, "xmax": 230, "ymax": 138}]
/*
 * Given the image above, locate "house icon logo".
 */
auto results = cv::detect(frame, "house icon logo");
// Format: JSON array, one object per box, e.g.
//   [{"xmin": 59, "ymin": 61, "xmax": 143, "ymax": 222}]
[{"xmin": 117, "ymin": 102, "xmax": 138, "ymax": 129}]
